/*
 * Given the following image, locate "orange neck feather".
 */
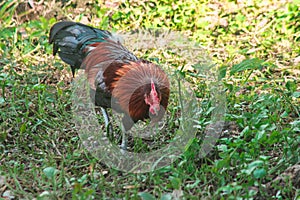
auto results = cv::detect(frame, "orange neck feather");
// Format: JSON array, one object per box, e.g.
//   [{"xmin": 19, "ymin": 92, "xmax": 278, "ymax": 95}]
[{"xmin": 110, "ymin": 61, "xmax": 169, "ymax": 121}]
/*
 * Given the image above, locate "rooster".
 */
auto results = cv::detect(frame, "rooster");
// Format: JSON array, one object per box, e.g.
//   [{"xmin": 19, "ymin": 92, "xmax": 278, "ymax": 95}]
[{"xmin": 49, "ymin": 21, "xmax": 170, "ymax": 149}]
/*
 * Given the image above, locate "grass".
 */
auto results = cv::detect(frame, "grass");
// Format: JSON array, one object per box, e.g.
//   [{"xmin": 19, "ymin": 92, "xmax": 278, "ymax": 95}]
[{"xmin": 0, "ymin": 0, "xmax": 299, "ymax": 199}]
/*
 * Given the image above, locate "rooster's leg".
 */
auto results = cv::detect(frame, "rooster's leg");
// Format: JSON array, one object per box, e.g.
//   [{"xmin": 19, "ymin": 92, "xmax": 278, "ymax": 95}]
[
  {"xmin": 119, "ymin": 115, "xmax": 134, "ymax": 151},
  {"xmin": 100, "ymin": 107, "xmax": 113, "ymax": 137},
  {"xmin": 120, "ymin": 124, "xmax": 127, "ymax": 151}
]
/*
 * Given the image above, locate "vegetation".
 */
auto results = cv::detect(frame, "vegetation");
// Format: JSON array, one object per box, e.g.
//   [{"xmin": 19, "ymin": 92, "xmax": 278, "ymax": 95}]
[{"xmin": 0, "ymin": 0, "xmax": 299, "ymax": 199}]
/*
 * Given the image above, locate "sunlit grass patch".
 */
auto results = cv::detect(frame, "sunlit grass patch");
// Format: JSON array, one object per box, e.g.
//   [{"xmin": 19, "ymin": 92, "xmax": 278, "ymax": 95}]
[{"xmin": 0, "ymin": 0, "xmax": 299, "ymax": 199}]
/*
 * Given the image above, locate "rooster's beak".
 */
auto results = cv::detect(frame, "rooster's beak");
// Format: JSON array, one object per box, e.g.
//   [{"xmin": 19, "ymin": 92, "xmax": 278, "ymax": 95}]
[{"xmin": 150, "ymin": 104, "xmax": 160, "ymax": 116}]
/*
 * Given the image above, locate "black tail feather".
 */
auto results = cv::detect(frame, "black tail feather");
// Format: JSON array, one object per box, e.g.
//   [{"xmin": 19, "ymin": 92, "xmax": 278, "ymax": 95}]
[{"xmin": 49, "ymin": 21, "xmax": 112, "ymax": 75}]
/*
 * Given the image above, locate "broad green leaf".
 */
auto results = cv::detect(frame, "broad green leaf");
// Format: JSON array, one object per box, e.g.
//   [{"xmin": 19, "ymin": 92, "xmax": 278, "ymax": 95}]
[
  {"xmin": 230, "ymin": 58, "xmax": 264, "ymax": 75},
  {"xmin": 0, "ymin": 97, "xmax": 5, "ymax": 104},
  {"xmin": 218, "ymin": 65, "xmax": 227, "ymax": 80},
  {"xmin": 253, "ymin": 168, "xmax": 267, "ymax": 179},
  {"xmin": 286, "ymin": 80, "xmax": 297, "ymax": 92},
  {"xmin": 161, "ymin": 193, "xmax": 172, "ymax": 200},
  {"xmin": 241, "ymin": 160, "xmax": 264, "ymax": 174},
  {"xmin": 248, "ymin": 160, "xmax": 264, "ymax": 168},
  {"xmin": 170, "ymin": 177, "xmax": 181, "ymax": 189},
  {"xmin": 43, "ymin": 167, "xmax": 58, "ymax": 179},
  {"xmin": 138, "ymin": 192, "xmax": 156, "ymax": 200},
  {"xmin": 292, "ymin": 91, "xmax": 300, "ymax": 98}
]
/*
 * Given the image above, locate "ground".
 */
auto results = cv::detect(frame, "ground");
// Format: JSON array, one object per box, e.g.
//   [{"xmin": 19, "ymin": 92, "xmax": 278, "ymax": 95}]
[{"xmin": 0, "ymin": 0, "xmax": 299, "ymax": 199}]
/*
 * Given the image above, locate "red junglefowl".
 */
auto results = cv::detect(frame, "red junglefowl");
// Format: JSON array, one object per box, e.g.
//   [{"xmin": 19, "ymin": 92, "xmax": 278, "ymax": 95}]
[{"xmin": 49, "ymin": 21, "xmax": 170, "ymax": 149}]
